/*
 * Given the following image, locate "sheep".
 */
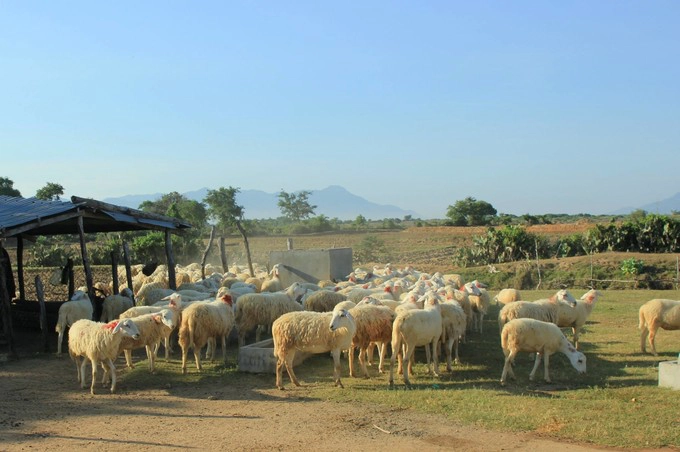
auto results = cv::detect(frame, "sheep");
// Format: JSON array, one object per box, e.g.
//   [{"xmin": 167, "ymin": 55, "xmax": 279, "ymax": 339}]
[
  {"xmin": 119, "ymin": 295, "xmax": 184, "ymax": 360},
  {"xmin": 117, "ymin": 309, "xmax": 176, "ymax": 373},
  {"xmin": 67, "ymin": 318, "xmax": 141, "ymax": 394},
  {"xmin": 99, "ymin": 288, "xmax": 135, "ymax": 323},
  {"xmin": 638, "ymin": 298, "xmax": 680, "ymax": 355},
  {"xmin": 500, "ymin": 318, "xmax": 586, "ymax": 385},
  {"xmin": 556, "ymin": 289, "xmax": 601, "ymax": 349},
  {"xmin": 234, "ymin": 282, "xmax": 307, "ymax": 346},
  {"xmin": 389, "ymin": 294, "xmax": 443, "ymax": 387},
  {"xmin": 260, "ymin": 263, "xmax": 283, "ymax": 293},
  {"xmin": 498, "ymin": 289, "xmax": 577, "ymax": 333},
  {"xmin": 273, "ymin": 307, "xmax": 357, "ymax": 389},
  {"xmin": 178, "ymin": 294, "xmax": 235, "ymax": 374},
  {"xmin": 468, "ymin": 288, "xmax": 491, "ymax": 334},
  {"xmin": 303, "ymin": 290, "xmax": 348, "ymax": 312},
  {"xmin": 55, "ymin": 290, "xmax": 93, "ymax": 355},
  {"xmin": 494, "ymin": 288, "xmax": 522, "ymax": 306},
  {"xmin": 347, "ymin": 304, "xmax": 396, "ymax": 378},
  {"xmin": 439, "ymin": 302, "xmax": 467, "ymax": 371}
]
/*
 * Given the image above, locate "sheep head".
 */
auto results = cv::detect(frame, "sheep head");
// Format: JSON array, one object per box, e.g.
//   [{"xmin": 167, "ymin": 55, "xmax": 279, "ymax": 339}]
[{"xmin": 329, "ymin": 308, "xmax": 353, "ymax": 331}]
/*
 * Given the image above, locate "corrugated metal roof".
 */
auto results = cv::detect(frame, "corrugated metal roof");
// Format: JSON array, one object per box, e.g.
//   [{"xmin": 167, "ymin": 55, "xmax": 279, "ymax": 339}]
[{"xmin": 0, "ymin": 195, "xmax": 192, "ymax": 238}]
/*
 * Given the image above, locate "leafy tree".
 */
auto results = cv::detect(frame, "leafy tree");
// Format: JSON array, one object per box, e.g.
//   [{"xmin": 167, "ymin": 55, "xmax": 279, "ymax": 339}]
[
  {"xmin": 277, "ymin": 190, "xmax": 316, "ymax": 222},
  {"xmin": 0, "ymin": 177, "xmax": 21, "ymax": 197},
  {"xmin": 138, "ymin": 192, "xmax": 207, "ymax": 231},
  {"xmin": 446, "ymin": 197, "xmax": 497, "ymax": 226},
  {"xmin": 353, "ymin": 235, "xmax": 389, "ymax": 264},
  {"xmin": 204, "ymin": 186, "xmax": 254, "ymax": 276},
  {"xmin": 35, "ymin": 182, "xmax": 64, "ymax": 201},
  {"xmin": 353, "ymin": 214, "xmax": 368, "ymax": 230}
]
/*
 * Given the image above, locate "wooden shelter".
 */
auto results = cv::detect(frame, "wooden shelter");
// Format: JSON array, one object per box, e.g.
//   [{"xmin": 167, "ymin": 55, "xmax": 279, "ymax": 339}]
[{"xmin": 0, "ymin": 195, "xmax": 192, "ymax": 356}]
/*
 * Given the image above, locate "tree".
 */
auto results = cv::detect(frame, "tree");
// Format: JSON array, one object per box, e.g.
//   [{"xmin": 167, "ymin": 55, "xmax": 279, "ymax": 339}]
[
  {"xmin": 139, "ymin": 192, "xmax": 208, "ymax": 232},
  {"xmin": 0, "ymin": 177, "xmax": 21, "ymax": 197},
  {"xmin": 277, "ymin": 190, "xmax": 316, "ymax": 222},
  {"xmin": 353, "ymin": 214, "xmax": 368, "ymax": 230},
  {"xmin": 446, "ymin": 197, "xmax": 497, "ymax": 226},
  {"xmin": 204, "ymin": 186, "xmax": 254, "ymax": 276},
  {"xmin": 35, "ymin": 182, "xmax": 64, "ymax": 201}
]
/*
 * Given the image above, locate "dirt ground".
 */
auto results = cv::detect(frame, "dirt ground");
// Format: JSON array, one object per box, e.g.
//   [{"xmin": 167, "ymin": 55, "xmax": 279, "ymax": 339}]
[{"xmin": 0, "ymin": 336, "xmax": 634, "ymax": 452}]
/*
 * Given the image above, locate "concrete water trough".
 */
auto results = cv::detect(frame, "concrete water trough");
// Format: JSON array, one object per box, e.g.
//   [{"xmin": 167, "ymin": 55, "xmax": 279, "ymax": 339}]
[
  {"xmin": 658, "ymin": 359, "xmax": 680, "ymax": 390},
  {"xmin": 237, "ymin": 339, "xmax": 312, "ymax": 374}
]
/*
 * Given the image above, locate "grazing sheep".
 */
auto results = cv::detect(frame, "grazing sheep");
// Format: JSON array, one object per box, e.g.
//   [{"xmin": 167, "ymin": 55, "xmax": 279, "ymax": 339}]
[
  {"xmin": 234, "ymin": 282, "xmax": 307, "ymax": 346},
  {"xmin": 500, "ymin": 318, "xmax": 586, "ymax": 385},
  {"xmin": 347, "ymin": 304, "xmax": 396, "ymax": 378},
  {"xmin": 303, "ymin": 290, "xmax": 348, "ymax": 312},
  {"xmin": 99, "ymin": 288, "xmax": 135, "ymax": 323},
  {"xmin": 557, "ymin": 289, "xmax": 601, "ymax": 349},
  {"xmin": 55, "ymin": 290, "xmax": 93, "ymax": 355},
  {"xmin": 468, "ymin": 288, "xmax": 491, "ymax": 334},
  {"xmin": 178, "ymin": 294, "xmax": 235, "ymax": 374},
  {"xmin": 67, "ymin": 319, "xmax": 141, "ymax": 394},
  {"xmin": 273, "ymin": 307, "xmax": 356, "ymax": 389},
  {"xmin": 498, "ymin": 289, "xmax": 577, "ymax": 333},
  {"xmin": 117, "ymin": 309, "xmax": 176, "ymax": 373},
  {"xmin": 494, "ymin": 288, "xmax": 522, "ymax": 306},
  {"xmin": 639, "ymin": 298, "xmax": 680, "ymax": 355},
  {"xmin": 389, "ymin": 294, "xmax": 443, "ymax": 387}
]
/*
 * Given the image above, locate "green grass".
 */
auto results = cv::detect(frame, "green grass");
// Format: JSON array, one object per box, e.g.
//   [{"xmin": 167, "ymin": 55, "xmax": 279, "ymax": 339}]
[{"xmin": 125, "ymin": 289, "xmax": 680, "ymax": 449}]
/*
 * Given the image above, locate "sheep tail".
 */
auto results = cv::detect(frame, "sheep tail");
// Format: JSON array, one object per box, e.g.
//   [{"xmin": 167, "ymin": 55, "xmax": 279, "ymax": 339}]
[{"xmin": 638, "ymin": 308, "xmax": 645, "ymax": 331}]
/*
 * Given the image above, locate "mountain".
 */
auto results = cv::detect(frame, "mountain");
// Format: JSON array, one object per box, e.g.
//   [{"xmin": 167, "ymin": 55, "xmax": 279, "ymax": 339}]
[
  {"xmin": 612, "ymin": 192, "xmax": 680, "ymax": 215},
  {"xmin": 103, "ymin": 185, "xmax": 421, "ymax": 220}
]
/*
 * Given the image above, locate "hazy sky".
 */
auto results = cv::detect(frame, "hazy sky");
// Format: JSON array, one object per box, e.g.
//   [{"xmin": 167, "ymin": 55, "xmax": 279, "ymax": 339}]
[{"xmin": 2, "ymin": 1, "xmax": 679, "ymax": 219}]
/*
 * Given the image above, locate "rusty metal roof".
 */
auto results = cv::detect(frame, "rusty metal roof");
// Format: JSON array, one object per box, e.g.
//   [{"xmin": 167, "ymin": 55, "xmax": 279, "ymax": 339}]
[{"xmin": 0, "ymin": 195, "xmax": 192, "ymax": 238}]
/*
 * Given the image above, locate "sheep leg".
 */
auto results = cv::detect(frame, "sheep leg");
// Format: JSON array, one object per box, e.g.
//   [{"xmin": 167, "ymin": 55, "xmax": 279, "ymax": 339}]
[
  {"xmin": 479, "ymin": 313, "xmax": 484, "ymax": 334},
  {"xmin": 366, "ymin": 342, "xmax": 375, "ymax": 366},
  {"xmin": 221, "ymin": 335, "xmax": 227, "ymax": 364},
  {"xmin": 180, "ymin": 343, "xmax": 190, "ymax": 375},
  {"xmin": 542, "ymin": 352, "xmax": 551, "ymax": 383},
  {"xmin": 348, "ymin": 345, "xmax": 357, "ymax": 377},
  {"xmin": 648, "ymin": 325, "xmax": 659, "ymax": 356},
  {"xmin": 80, "ymin": 358, "xmax": 89, "ymax": 389},
  {"xmin": 378, "ymin": 342, "xmax": 387, "ymax": 374},
  {"xmin": 331, "ymin": 349, "xmax": 344, "ymax": 388},
  {"xmin": 453, "ymin": 337, "xmax": 461, "ymax": 365},
  {"xmin": 124, "ymin": 349, "xmax": 134, "ymax": 369},
  {"xmin": 500, "ymin": 350, "xmax": 517, "ymax": 385},
  {"xmin": 106, "ymin": 358, "xmax": 118, "ymax": 393},
  {"xmin": 529, "ymin": 353, "xmax": 543, "ymax": 382},
  {"xmin": 402, "ymin": 343, "xmax": 414, "ymax": 386},
  {"xmin": 425, "ymin": 343, "xmax": 432, "ymax": 374},
  {"xmin": 57, "ymin": 330, "xmax": 64, "ymax": 355},
  {"xmin": 431, "ymin": 339, "xmax": 440, "ymax": 377},
  {"xmin": 640, "ymin": 325, "xmax": 649, "ymax": 353},
  {"xmin": 73, "ymin": 356, "xmax": 82, "ymax": 384},
  {"xmin": 146, "ymin": 345, "xmax": 155, "ymax": 373},
  {"xmin": 283, "ymin": 351, "xmax": 300, "ymax": 387},
  {"xmin": 193, "ymin": 346, "xmax": 203, "ymax": 372},
  {"xmin": 358, "ymin": 347, "xmax": 370, "ymax": 378},
  {"xmin": 445, "ymin": 338, "xmax": 453, "ymax": 372},
  {"xmin": 275, "ymin": 350, "xmax": 289, "ymax": 390},
  {"xmin": 89, "ymin": 359, "xmax": 98, "ymax": 395}
]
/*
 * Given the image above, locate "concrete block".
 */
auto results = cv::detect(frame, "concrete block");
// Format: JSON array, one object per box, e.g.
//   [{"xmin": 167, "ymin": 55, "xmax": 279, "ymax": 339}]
[
  {"xmin": 269, "ymin": 248, "xmax": 353, "ymax": 288},
  {"xmin": 658, "ymin": 360, "xmax": 680, "ymax": 390},
  {"xmin": 237, "ymin": 339, "xmax": 311, "ymax": 374}
]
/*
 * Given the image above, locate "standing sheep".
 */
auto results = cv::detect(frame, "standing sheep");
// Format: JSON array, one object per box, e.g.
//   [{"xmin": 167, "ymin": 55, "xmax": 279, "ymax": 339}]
[
  {"xmin": 303, "ymin": 290, "xmax": 348, "ymax": 312},
  {"xmin": 67, "ymin": 318, "xmax": 141, "ymax": 394},
  {"xmin": 55, "ymin": 290, "xmax": 93, "ymax": 355},
  {"xmin": 178, "ymin": 294, "xmax": 235, "ymax": 374},
  {"xmin": 234, "ymin": 282, "xmax": 307, "ymax": 346},
  {"xmin": 273, "ymin": 307, "xmax": 356, "ymax": 389},
  {"xmin": 500, "ymin": 318, "xmax": 586, "ymax": 385},
  {"xmin": 638, "ymin": 298, "xmax": 680, "ymax": 355},
  {"xmin": 347, "ymin": 304, "xmax": 396, "ymax": 378},
  {"xmin": 260, "ymin": 263, "xmax": 283, "ymax": 293},
  {"xmin": 439, "ymin": 302, "xmax": 467, "ymax": 371},
  {"xmin": 498, "ymin": 289, "xmax": 577, "ymax": 333},
  {"xmin": 556, "ymin": 289, "xmax": 601, "ymax": 349},
  {"xmin": 117, "ymin": 309, "xmax": 176, "ymax": 373},
  {"xmin": 99, "ymin": 288, "xmax": 135, "ymax": 323},
  {"xmin": 389, "ymin": 295, "xmax": 443, "ymax": 387},
  {"xmin": 494, "ymin": 288, "xmax": 522, "ymax": 306}
]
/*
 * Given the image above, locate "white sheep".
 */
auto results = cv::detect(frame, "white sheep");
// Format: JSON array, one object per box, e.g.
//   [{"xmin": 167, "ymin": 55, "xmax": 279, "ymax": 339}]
[
  {"xmin": 439, "ymin": 301, "xmax": 467, "ymax": 371},
  {"xmin": 498, "ymin": 289, "xmax": 577, "ymax": 333},
  {"xmin": 389, "ymin": 294, "xmax": 443, "ymax": 387},
  {"xmin": 500, "ymin": 318, "xmax": 586, "ymax": 385},
  {"xmin": 119, "ymin": 295, "xmax": 184, "ymax": 360},
  {"xmin": 272, "ymin": 307, "xmax": 356, "ymax": 389},
  {"xmin": 178, "ymin": 293, "xmax": 235, "ymax": 374},
  {"xmin": 347, "ymin": 304, "xmax": 396, "ymax": 378},
  {"xmin": 556, "ymin": 289, "xmax": 601, "ymax": 349},
  {"xmin": 55, "ymin": 290, "xmax": 93, "ymax": 355},
  {"xmin": 67, "ymin": 318, "xmax": 141, "ymax": 394},
  {"xmin": 99, "ymin": 288, "xmax": 135, "ymax": 323},
  {"xmin": 303, "ymin": 290, "xmax": 348, "ymax": 312},
  {"xmin": 117, "ymin": 309, "xmax": 176, "ymax": 373},
  {"xmin": 468, "ymin": 288, "xmax": 491, "ymax": 334},
  {"xmin": 494, "ymin": 288, "xmax": 522, "ymax": 306},
  {"xmin": 234, "ymin": 282, "xmax": 307, "ymax": 346},
  {"xmin": 638, "ymin": 298, "xmax": 680, "ymax": 355},
  {"xmin": 260, "ymin": 263, "xmax": 283, "ymax": 293}
]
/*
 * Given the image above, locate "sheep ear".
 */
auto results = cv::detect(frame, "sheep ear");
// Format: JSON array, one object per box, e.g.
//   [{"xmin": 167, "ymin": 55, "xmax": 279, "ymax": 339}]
[
  {"xmin": 112, "ymin": 321, "xmax": 123, "ymax": 334},
  {"xmin": 152, "ymin": 314, "xmax": 162, "ymax": 324},
  {"xmin": 584, "ymin": 294, "xmax": 595, "ymax": 303}
]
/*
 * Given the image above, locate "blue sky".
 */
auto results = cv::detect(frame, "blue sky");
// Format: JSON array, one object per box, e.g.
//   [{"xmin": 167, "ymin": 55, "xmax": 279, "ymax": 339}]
[{"xmin": 2, "ymin": 1, "xmax": 679, "ymax": 219}]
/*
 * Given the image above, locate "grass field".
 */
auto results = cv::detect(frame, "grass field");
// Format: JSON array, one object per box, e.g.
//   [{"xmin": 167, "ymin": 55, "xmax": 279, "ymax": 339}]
[{"xmin": 121, "ymin": 288, "xmax": 680, "ymax": 449}]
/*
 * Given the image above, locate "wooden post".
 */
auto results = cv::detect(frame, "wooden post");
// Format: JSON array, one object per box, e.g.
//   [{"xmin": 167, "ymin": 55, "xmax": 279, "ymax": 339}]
[
  {"xmin": 17, "ymin": 236, "xmax": 25, "ymax": 300},
  {"xmin": 111, "ymin": 250, "xmax": 119, "ymax": 295},
  {"xmin": 534, "ymin": 238, "xmax": 542, "ymax": 290},
  {"xmin": 35, "ymin": 275, "xmax": 49, "ymax": 353},
  {"xmin": 165, "ymin": 229, "xmax": 177, "ymax": 290},
  {"xmin": 287, "ymin": 238, "xmax": 293, "ymax": 250},
  {"xmin": 66, "ymin": 258, "xmax": 75, "ymax": 301},
  {"xmin": 201, "ymin": 226, "xmax": 216, "ymax": 280},
  {"xmin": 219, "ymin": 237, "xmax": 228, "ymax": 274},
  {"xmin": 122, "ymin": 241, "xmax": 133, "ymax": 301},
  {"xmin": 76, "ymin": 215, "xmax": 95, "ymax": 318},
  {"xmin": 0, "ymin": 244, "xmax": 17, "ymax": 359}
]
